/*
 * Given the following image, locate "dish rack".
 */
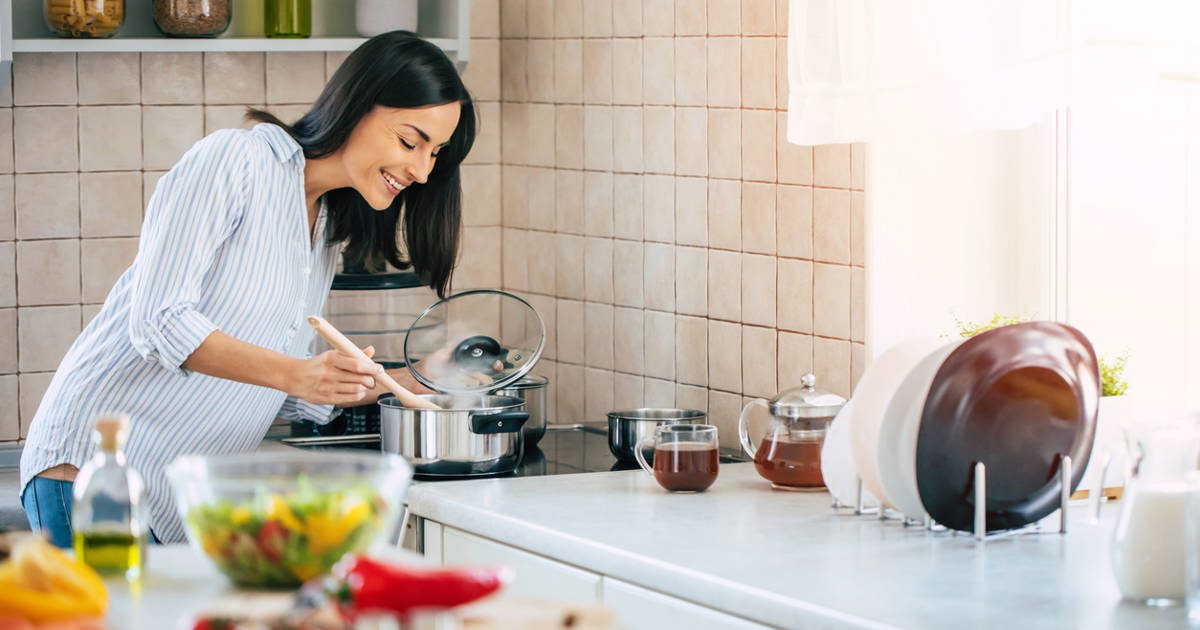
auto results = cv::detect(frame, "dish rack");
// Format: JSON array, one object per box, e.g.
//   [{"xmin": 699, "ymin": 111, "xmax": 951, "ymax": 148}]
[{"xmin": 833, "ymin": 453, "xmax": 1112, "ymax": 543}]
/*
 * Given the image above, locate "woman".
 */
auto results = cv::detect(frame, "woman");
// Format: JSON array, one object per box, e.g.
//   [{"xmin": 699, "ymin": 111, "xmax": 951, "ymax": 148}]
[{"xmin": 19, "ymin": 31, "xmax": 475, "ymax": 546}]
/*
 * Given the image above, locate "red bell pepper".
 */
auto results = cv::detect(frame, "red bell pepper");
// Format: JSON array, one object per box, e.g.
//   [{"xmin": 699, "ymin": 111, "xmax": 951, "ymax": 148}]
[{"xmin": 328, "ymin": 555, "xmax": 510, "ymax": 620}]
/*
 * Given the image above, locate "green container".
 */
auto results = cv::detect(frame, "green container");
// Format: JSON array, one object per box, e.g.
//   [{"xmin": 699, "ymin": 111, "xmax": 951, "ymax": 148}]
[{"xmin": 265, "ymin": 0, "xmax": 311, "ymax": 38}]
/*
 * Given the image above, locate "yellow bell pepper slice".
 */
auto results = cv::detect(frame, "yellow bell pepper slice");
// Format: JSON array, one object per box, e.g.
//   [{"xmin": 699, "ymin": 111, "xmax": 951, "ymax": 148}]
[{"xmin": 266, "ymin": 495, "xmax": 304, "ymax": 532}]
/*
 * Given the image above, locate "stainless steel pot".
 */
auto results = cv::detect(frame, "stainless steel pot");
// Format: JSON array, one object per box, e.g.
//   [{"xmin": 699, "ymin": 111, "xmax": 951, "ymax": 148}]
[
  {"xmin": 493, "ymin": 375, "xmax": 548, "ymax": 446},
  {"xmin": 379, "ymin": 394, "xmax": 529, "ymax": 478},
  {"xmin": 607, "ymin": 408, "xmax": 707, "ymax": 462}
]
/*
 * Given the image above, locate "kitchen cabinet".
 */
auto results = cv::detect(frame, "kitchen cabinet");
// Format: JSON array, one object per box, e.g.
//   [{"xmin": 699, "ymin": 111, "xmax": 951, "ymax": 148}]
[
  {"xmin": 600, "ymin": 578, "xmax": 772, "ymax": 630},
  {"xmin": 440, "ymin": 526, "xmax": 602, "ymax": 604}
]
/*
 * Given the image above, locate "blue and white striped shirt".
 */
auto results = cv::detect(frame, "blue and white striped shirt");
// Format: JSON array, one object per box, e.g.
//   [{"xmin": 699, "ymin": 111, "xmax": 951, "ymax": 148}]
[{"xmin": 20, "ymin": 123, "xmax": 342, "ymax": 543}]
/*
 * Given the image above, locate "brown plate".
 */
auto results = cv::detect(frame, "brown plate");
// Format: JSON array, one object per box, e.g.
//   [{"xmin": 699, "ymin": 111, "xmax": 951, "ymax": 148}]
[{"xmin": 915, "ymin": 322, "xmax": 1099, "ymax": 532}]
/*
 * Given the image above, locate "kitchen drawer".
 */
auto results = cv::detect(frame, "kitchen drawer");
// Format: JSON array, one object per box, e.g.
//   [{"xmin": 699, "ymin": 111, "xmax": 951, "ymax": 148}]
[
  {"xmin": 600, "ymin": 577, "xmax": 771, "ymax": 630},
  {"xmin": 442, "ymin": 527, "xmax": 601, "ymax": 604}
]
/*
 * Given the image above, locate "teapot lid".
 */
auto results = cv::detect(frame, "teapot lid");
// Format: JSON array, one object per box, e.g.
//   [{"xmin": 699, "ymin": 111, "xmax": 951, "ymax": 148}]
[{"xmin": 769, "ymin": 374, "xmax": 846, "ymax": 419}]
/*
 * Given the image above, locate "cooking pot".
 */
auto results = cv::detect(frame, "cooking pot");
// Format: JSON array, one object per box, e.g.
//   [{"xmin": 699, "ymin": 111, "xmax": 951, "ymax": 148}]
[
  {"xmin": 494, "ymin": 375, "xmax": 549, "ymax": 446},
  {"xmin": 379, "ymin": 394, "xmax": 529, "ymax": 478},
  {"xmin": 607, "ymin": 409, "xmax": 707, "ymax": 462}
]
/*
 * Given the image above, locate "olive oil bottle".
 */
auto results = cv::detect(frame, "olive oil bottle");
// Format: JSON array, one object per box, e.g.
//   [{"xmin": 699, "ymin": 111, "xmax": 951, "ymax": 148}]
[{"xmin": 72, "ymin": 415, "xmax": 148, "ymax": 581}]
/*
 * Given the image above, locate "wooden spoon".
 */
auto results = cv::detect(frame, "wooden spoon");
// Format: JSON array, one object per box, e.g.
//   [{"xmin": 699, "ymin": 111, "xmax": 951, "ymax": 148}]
[{"xmin": 307, "ymin": 315, "xmax": 441, "ymax": 410}]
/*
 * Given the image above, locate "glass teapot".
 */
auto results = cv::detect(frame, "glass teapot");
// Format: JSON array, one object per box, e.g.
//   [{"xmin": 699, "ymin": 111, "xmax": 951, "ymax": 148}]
[{"xmin": 738, "ymin": 374, "xmax": 846, "ymax": 491}]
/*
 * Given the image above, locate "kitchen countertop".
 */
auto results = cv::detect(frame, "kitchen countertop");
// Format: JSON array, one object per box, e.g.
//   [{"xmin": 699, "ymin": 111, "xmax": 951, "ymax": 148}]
[{"xmin": 406, "ymin": 462, "xmax": 1186, "ymax": 629}]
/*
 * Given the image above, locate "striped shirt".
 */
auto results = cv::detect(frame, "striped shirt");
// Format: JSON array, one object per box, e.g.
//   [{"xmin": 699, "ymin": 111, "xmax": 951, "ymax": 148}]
[{"xmin": 20, "ymin": 123, "xmax": 342, "ymax": 543}]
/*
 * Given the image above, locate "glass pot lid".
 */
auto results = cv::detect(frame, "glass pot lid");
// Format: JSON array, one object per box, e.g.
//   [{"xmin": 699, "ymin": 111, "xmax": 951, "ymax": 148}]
[{"xmin": 403, "ymin": 290, "xmax": 546, "ymax": 395}]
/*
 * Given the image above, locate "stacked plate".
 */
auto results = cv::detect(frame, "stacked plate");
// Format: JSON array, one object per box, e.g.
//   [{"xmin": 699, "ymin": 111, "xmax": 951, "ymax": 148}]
[{"xmin": 820, "ymin": 322, "xmax": 1101, "ymax": 532}]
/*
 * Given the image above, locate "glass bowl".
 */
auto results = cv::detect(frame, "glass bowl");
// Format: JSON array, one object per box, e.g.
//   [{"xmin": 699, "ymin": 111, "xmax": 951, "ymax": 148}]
[{"xmin": 167, "ymin": 451, "xmax": 412, "ymax": 588}]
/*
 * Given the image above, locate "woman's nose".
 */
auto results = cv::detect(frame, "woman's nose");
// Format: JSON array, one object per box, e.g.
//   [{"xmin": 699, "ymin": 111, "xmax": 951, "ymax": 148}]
[{"xmin": 405, "ymin": 154, "xmax": 432, "ymax": 185}]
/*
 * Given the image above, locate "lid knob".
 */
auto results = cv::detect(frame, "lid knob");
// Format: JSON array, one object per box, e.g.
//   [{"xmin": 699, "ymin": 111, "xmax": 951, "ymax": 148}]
[{"xmin": 801, "ymin": 373, "xmax": 817, "ymax": 389}]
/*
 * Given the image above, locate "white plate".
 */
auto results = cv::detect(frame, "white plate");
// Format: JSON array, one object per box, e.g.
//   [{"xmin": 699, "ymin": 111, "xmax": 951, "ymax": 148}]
[
  {"xmin": 875, "ymin": 340, "xmax": 961, "ymax": 519},
  {"xmin": 821, "ymin": 400, "xmax": 877, "ymax": 506},
  {"xmin": 849, "ymin": 338, "xmax": 949, "ymax": 509}
]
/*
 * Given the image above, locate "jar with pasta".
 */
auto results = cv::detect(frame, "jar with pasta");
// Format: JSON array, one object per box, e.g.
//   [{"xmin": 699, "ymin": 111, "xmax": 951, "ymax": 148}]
[
  {"xmin": 153, "ymin": 0, "xmax": 232, "ymax": 38},
  {"xmin": 44, "ymin": 0, "xmax": 125, "ymax": 38}
]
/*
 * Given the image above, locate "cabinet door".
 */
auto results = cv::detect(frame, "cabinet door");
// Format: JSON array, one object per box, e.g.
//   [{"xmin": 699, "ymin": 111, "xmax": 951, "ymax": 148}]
[
  {"xmin": 442, "ymin": 528, "xmax": 601, "ymax": 604},
  {"xmin": 601, "ymin": 577, "xmax": 771, "ymax": 630}
]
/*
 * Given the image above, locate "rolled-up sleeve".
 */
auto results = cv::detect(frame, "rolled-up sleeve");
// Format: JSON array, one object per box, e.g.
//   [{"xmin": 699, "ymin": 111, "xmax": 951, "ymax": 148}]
[
  {"xmin": 277, "ymin": 396, "xmax": 339, "ymax": 425},
  {"xmin": 128, "ymin": 130, "xmax": 251, "ymax": 374}
]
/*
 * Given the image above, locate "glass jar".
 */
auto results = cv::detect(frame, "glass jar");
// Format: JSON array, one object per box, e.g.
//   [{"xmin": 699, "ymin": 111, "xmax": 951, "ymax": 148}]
[
  {"xmin": 153, "ymin": 0, "xmax": 232, "ymax": 37},
  {"xmin": 738, "ymin": 374, "xmax": 846, "ymax": 490},
  {"xmin": 265, "ymin": 0, "xmax": 311, "ymax": 38},
  {"xmin": 44, "ymin": 0, "xmax": 125, "ymax": 38}
]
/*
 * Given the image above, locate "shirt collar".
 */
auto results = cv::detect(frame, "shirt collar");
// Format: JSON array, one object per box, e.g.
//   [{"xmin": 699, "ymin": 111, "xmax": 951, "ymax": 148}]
[{"xmin": 254, "ymin": 123, "xmax": 304, "ymax": 165}]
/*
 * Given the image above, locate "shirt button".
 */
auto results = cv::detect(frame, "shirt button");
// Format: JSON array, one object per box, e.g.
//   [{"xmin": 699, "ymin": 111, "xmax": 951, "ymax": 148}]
[{"xmin": 303, "ymin": 267, "xmax": 311, "ymax": 275}]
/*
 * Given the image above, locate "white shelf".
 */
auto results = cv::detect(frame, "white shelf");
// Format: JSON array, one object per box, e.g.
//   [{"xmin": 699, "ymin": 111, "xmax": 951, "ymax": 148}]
[{"xmin": 11, "ymin": 36, "xmax": 458, "ymax": 54}]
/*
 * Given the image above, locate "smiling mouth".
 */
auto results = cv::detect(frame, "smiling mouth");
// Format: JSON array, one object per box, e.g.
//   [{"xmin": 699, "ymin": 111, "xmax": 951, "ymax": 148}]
[{"xmin": 381, "ymin": 170, "xmax": 409, "ymax": 194}]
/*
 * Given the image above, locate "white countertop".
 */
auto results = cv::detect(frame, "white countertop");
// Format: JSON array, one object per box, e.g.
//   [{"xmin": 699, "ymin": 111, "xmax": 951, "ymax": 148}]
[{"xmin": 405, "ymin": 463, "xmax": 1187, "ymax": 629}]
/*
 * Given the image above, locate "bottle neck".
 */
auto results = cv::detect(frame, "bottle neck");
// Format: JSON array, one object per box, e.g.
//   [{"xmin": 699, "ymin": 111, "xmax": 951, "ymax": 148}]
[{"xmin": 93, "ymin": 449, "xmax": 125, "ymax": 466}]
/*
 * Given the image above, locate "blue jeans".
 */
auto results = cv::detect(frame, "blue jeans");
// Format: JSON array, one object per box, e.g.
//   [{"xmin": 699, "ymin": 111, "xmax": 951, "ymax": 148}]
[{"xmin": 21, "ymin": 477, "xmax": 160, "ymax": 548}]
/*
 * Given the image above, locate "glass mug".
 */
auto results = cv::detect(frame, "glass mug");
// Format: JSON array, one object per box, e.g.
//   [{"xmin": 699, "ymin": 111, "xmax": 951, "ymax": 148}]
[{"xmin": 634, "ymin": 424, "xmax": 719, "ymax": 492}]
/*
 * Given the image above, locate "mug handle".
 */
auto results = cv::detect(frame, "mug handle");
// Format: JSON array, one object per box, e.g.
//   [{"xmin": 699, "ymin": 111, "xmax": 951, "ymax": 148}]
[
  {"xmin": 633, "ymin": 436, "xmax": 655, "ymax": 477},
  {"xmin": 738, "ymin": 398, "xmax": 769, "ymax": 459}
]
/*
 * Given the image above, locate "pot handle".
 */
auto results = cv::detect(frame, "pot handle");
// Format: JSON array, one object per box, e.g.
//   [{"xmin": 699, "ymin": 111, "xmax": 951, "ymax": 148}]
[
  {"xmin": 469, "ymin": 411, "xmax": 529, "ymax": 434},
  {"xmin": 738, "ymin": 398, "xmax": 769, "ymax": 460},
  {"xmin": 632, "ymin": 436, "xmax": 655, "ymax": 478}
]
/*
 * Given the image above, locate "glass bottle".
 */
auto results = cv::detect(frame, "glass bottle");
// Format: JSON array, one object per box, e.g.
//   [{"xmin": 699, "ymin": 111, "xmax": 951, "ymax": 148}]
[
  {"xmin": 72, "ymin": 415, "xmax": 148, "ymax": 582},
  {"xmin": 44, "ymin": 0, "xmax": 125, "ymax": 38},
  {"xmin": 265, "ymin": 0, "xmax": 312, "ymax": 38}
]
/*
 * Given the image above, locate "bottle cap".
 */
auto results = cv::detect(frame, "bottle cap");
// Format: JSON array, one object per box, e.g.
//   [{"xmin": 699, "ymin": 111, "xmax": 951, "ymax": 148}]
[{"xmin": 94, "ymin": 414, "xmax": 130, "ymax": 453}]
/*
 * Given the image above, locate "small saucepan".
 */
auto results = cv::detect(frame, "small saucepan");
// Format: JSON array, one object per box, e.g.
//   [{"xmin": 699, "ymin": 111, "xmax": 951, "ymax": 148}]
[{"xmin": 607, "ymin": 408, "xmax": 707, "ymax": 462}]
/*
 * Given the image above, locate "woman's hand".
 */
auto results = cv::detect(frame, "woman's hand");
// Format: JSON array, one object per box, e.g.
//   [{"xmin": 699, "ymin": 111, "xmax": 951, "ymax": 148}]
[{"xmin": 286, "ymin": 346, "xmax": 384, "ymax": 406}]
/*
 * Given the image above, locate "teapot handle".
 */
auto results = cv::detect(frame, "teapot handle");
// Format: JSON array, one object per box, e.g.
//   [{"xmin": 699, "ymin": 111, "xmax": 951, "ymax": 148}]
[{"xmin": 738, "ymin": 398, "xmax": 770, "ymax": 460}]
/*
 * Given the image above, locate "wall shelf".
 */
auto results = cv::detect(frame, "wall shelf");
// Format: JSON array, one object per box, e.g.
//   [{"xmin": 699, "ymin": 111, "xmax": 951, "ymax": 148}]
[{"xmin": 11, "ymin": 36, "xmax": 458, "ymax": 54}]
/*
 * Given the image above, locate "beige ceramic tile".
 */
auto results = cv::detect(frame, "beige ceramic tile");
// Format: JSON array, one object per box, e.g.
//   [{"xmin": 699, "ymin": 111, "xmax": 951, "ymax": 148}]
[
  {"xmin": 0, "ymin": 375, "xmax": 16, "ymax": 440},
  {"xmin": 527, "ymin": 103, "xmax": 556, "ymax": 167},
  {"xmin": 643, "ymin": 243, "xmax": 676, "ymax": 312},
  {"xmin": 642, "ymin": 38, "xmax": 675, "ymax": 105},
  {"xmin": 0, "ymin": 110, "xmax": 12, "ymax": 174},
  {"xmin": 643, "ymin": 106, "xmax": 675, "ymax": 174},
  {"xmin": 851, "ymin": 143, "xmax": 867, "ymax": 190},
  {"xmin": 205, "ymin": 105, "xmax": 255, "ymax": 134},
  {"xmin": 18, "ymin": 305, "xmax": 81, "ymax": 372},
  {"xmin": 20, "ymin": 372, "xmax": 56, "ymax": 434},
  {"xmin": 707, "ymin": 249, "xmax": 741, "ymax": 321},
  {"xmin": 707, "ymin": 179, "xmax": 741, "ymax": 251},
  {"xmin": 0, "ymin": 64, "xmax": 9, "ymax": 107},
  {"xmin": 473, "ymin": 0, "xmax": 502, "ymax": 36},
  {"xmin": 502, "ymin": 165, "xmax": 529, "ymax": 228},
  {"xmin": 584, "ymin": 106, "xmax": 613, "ymax": 171},
  {"xmin": 740, "ymin": 38, "xmax": 775, "ymax": 108},
  {"xmin": 585, "ymin": 368, "xmax": 615, "ymax": 422},
  {"xmin": 777, "ymin": 185, "xmax": 813, "ymax": 259},
  {"xmin": 143, "ymin": 171, "xmax": 167, "ymax": 209},
  {"xmin": 742, "ymin": 325, "xmax": 777, "ymax": 397},
  {"xmin": 674, "ymin": 107, "xmax": 707, "ymax": 176},
  {"xmin": 776, "ymin": 34, "xmax": 789, "ymax": 109},
  {"xmin": 708, "ymin": 108, "xmax": 741, "ymax": 179},
  {"xmin": 527, "ymin": 0, "xmax": 554, "ymax": 36},
  {"xmin": 464, "ymin": 39, "xmax": 502, "ymax": 102},
  {"xmin": 583, "ymin": 0, "xmax": 613, "ymax": 37},
  {"xmin": 741, "ymin": 110, "xmax": 776, "ymax": 182},
  {"xmin": 501, "ymin": 40, "xmax": 528, "ymax": 102},
  {"xmin": 81, "ymin": 238, "xmax": 137, "ymax": 303},
  {"xmin": 14, "ymin": 107, "xmax": 78, "ymax": 173},
  {"xmin": 675, "ymin": 246, "xmax": 707, "ymax": 316},
  {"xmin": 14, "ymin": 54, "xmax": 76, "ymax": 106},
  {"xmin": 0, "ymin": 243, "xmax": 12, "ymax": 308},
  {"xmin": 500, "ymin": 0, "xmax": 527, "ymax": 36},
  {"xmin": 706, "ymin": 38, "xmax": 740, "ymax": 108},
  {"xmin": 708, "ymin": 0, "xmax": 740, "ymax": 34},
  {"xmin": 614, "ymin": 306, "xmax": 644, "ymax": 374},
  {"xmin": 584, "ymin": 237, "xmax": 614, "ymax": 304},
  {"xmin": 555, "ymin": 169, "xmax": 584, "ymax": 233},
  {"xmin": 143, "ymin": 106, "xmax": 204, "ymax": 171},
  {"xmin": 81, "ymin": 303, "xmax": 102, "ymax": 328},
  {"xmin": 462, "ymin": 164, "xmax": 502, "ymax": 226},
  {"xmin": 676, "ymin": 384, "xmax": 708, "ymax": 414},
  {"xmin": 851, "ymin": 190, "xmax": 865, "ymax": 266},
  {"xmin": 814, "ymin": 143, "xmax": 851, "ymax": 188},
  {"xmin": 555, "ymin": 105, "xmax": 584, "ymax": 169},
  {"xmin": 325, "ymin": 51, "xmax": 351, "ymax": 80},
  {"xmin": 79, "ymin": 105, "xmax": 141, "ymax": 172},
  {"xmin": 527, "ymin": 231, "xmax": 557, "ymax": 294},
  {"xmin": 741, "ymin": 253, "xmax": 776, "ymax": 327},
  {"xmin": 585, "ymin": 172, "xmax": 614, "ymax": 237},
  {"xmin": 741, "ymin": 182, "xmax": 776, "ymax": 255},
  {"xmin": 613, "ymin": 0, "xmax": 644, "ymax": 36},
  {"xmin": 0, "ymin": 176, "xmax": 12, "ymax": 240},
  {"xmin": 556, "ymin": 0, "xmax": 583, "ymax": 36},
  {"xmin": 676, "ymin": 0, "xmax": 707, "ymax": 34},
  {"xmin": 674, "ymin": 38, "xmax": 706, "ymax": 107},
  {"xmin": 778, "ymin": 332, "xmax": 814, "ymax": 390},
  {"xmin": 707, "ymin": 319, "xmax": 741, "ymax": 391},
  {"xmin": 741, "ymin": 0, "xmax": 775, "ymax": 35},
  {"xmin": 643, "ymin": 0, "xmax": 675, "ymax": 35},
  {"xmin": 777, "ymin": 258, "xmax": 812, "ymax": 333},
  {"xmin": 527, "ymin": 294, "xmax": 556, "ymax": 359},
  {"xmin": 612, "ymin": 106, "xmax": 643, "ymax": 173},
  {"xmin": 642, "ymin": 174, "xmax": 675, "ymax": 243},
  {"xmin": 851, "ymin": 342, "xmax": 866, "ymax": 391},
  {"xmin": 585, "ymin": 303, "xmax": 615, "ymax": 369},
  {"xmin": 613, "ymin": 240, "xmax": 644, "ymax": 307},
  {"xmin": 708, "ymin": 390, "xmax": 741, "ymax": 449},
  {"xmin": 611, "ymin": 40, "xmax": 643, "ymax": 106},
  {"xmin": 851, "ymin": 267, "xmax": 865, "ymax": 342},
  {"xmin": 527, "ymin": 40, "xmax": 555, "ymax": 102},
  {"xmin": 583, "ymin": 40, "xmax": 613, "ymax": 104},
  {"xmin": 467, "ymin": 101, "xmax": 502, "ymax": 165},
  {"xmin": 644, "ymin": 378, "xmax": 676, "ymax": 407},
  {"xmin": 776, "ymin": 0, "xmax": 790, "ymax": 34},
  {"xmin": 78, "ymin": 53, "xmax": 139, "ymax": 104},
  {"xmin": 526, "ymin": 167, "xmax": 556, "ymax": 230},
  {"xmin": 813, "ymin": 263, "xmax": 850, "ymax": 339},
  {"xmin": 457, "ymin": 227, "xmax": 502, "ymax": 289},
  {"xmin": 17, "ymin": 240, "xmax": 79, "ymax": 306},
  {"xmin": 814, "ymin": 336, "xmax": 852, "ymax": 398},
  {"xmin": 556, "ymin": 234, "xmax": 586, "ymax": 299},
  {"xmin": 557, "ymin": 363, "xmax": 584, "ymax": 422},
  {"xmin": 265, "ymin": 52, "xmax": 326, "ymax": 104},
  {"xmin": 554, "ymin": 40, "xmax": 583, "ymax": 103},
  {"xmin": 644, "ymin": 310, "xmax": 675, "ymax": 379},
  {"xmin": 556, "ymin": 298, "xmax": 585, "ymax": 363},
  {"xmin": 204, "ymin": 53, "xmax": 265, "ymax": 105},
  {"xmin": 0, "ymin": 310, "xmax": 13, "ymax": 374},
  {"xmin": 141, "ymin": 53, "xmax": 203, "ymax": 105},
  {"xmin": 675, "ymin": 315, "xmax": 708, "ymax": 385},
  {"xmin": 501, "ymin": 102, "xmax": 528, "ymax": 166},
  {"xmin": 502, "ymin": 229, "xmax": 528, "ymax": 291},
  {"xmin": 813, "ymin": 188, "xmax": 850, "ymax": 264},
  {"xmin": 777, "ymin": 112, "xmax": 813, "ymax": 185},
  {"xmin": 613, "ymin": 174, "xmax": 644, "ymax": 240},
  {"xmin": 269, "ymin": 105, "xmax": 309, "ymax": 126},
  {"xmin": 674, "ymin": 177, "xmax": 707, "ymax": 246},
  {"xmin": 614, "ymin": 373, "xmax": 645, "ymax": 409},
  {"xmin": 16, "ymin": 173, "xmax": 78, "ymax": 239}
]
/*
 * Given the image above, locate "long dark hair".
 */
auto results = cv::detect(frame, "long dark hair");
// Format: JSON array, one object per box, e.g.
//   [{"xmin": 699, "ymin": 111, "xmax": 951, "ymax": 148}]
[{"xmin": 248, "ymin": 31, "xmax": 475, "ymax": 297}]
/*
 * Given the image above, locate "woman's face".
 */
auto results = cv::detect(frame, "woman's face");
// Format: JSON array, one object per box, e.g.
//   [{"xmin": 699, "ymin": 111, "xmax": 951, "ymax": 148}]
[{"xmin": 343, "ymin": 102, "xmax": 462, "ymax": 210}]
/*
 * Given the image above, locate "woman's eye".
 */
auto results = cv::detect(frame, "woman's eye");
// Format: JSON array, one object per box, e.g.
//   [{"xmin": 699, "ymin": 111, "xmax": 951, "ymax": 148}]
[{"xmin": 399, "ymin": 138, "xmax": 415, "ymax": 150}]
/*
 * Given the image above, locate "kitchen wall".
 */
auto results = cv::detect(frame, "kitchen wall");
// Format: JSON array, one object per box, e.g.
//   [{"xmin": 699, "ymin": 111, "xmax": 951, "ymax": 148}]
[{"xmin": 488, "ymin": 0, "xmax": 866, "ymax": 448}]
